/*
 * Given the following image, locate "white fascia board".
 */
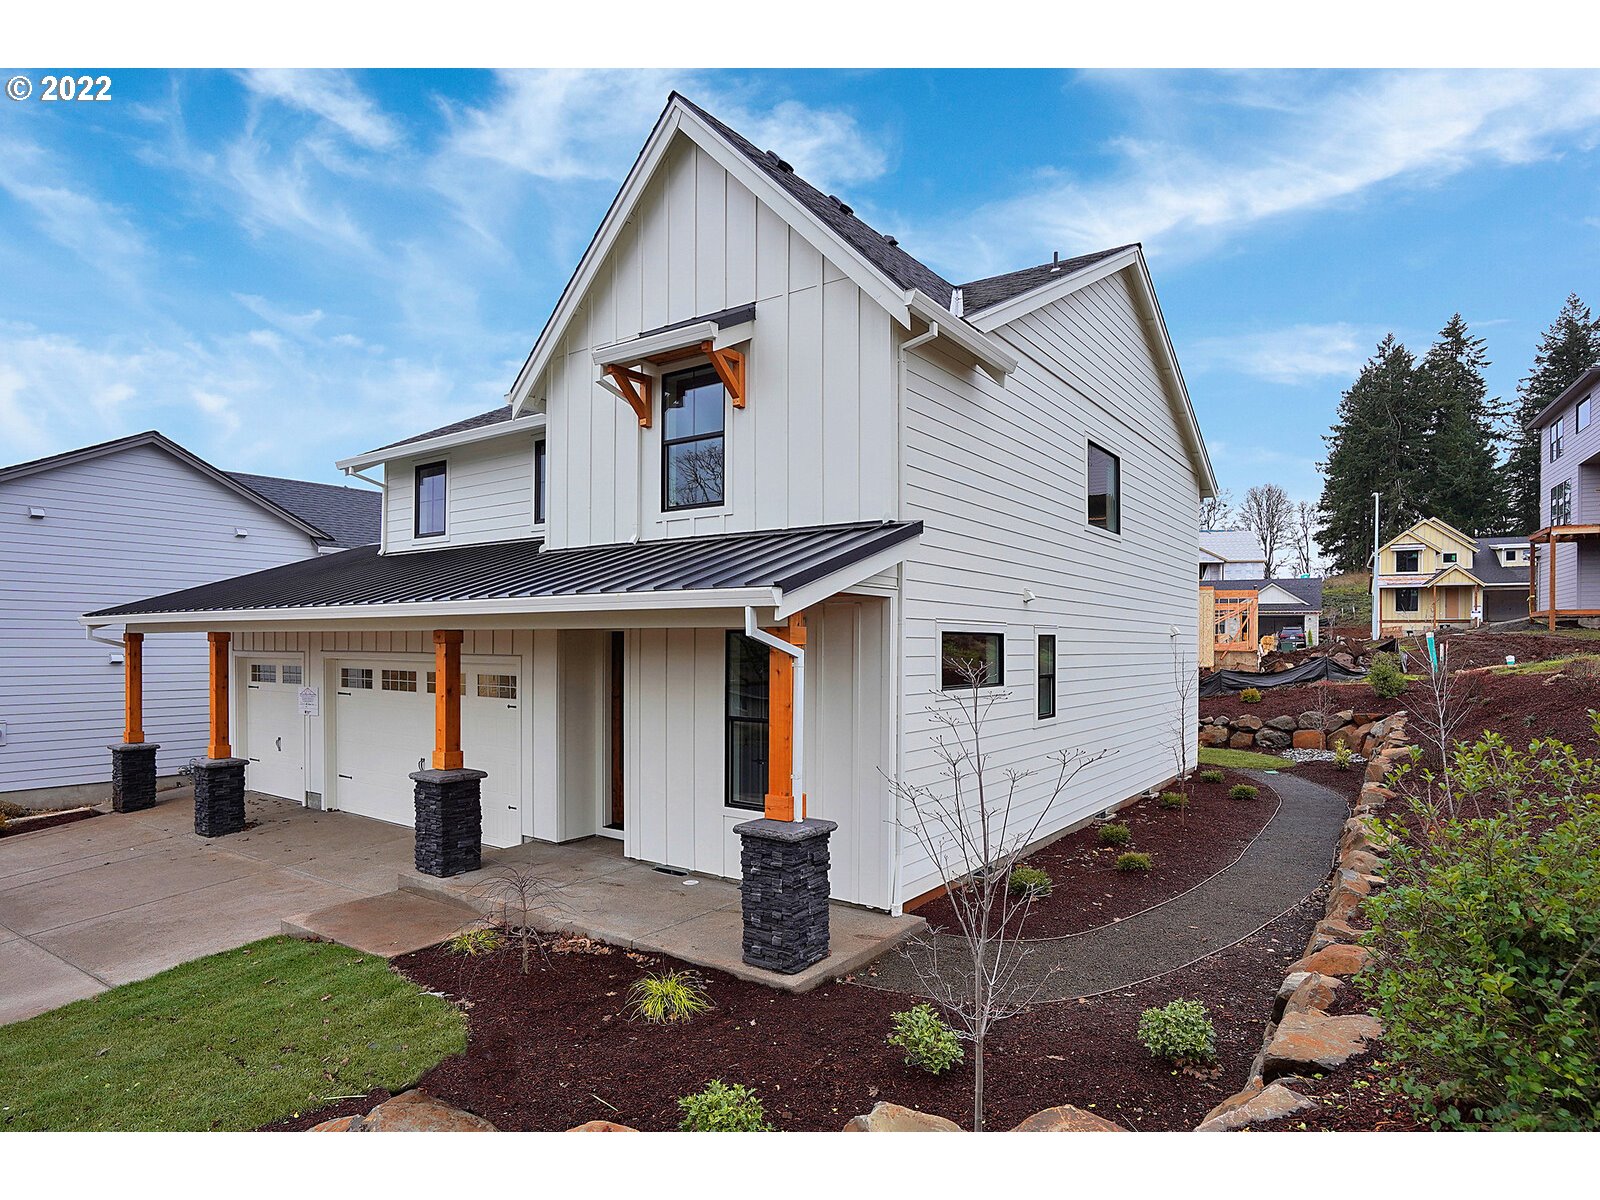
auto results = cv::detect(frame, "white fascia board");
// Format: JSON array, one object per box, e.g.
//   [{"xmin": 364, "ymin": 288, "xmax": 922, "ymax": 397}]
[
  {"xmin": 591, "ymin": 322, "xmax": 719, "ymax": 367},
  {"xmin": 773, "ymin": 537, "xmax": 917, "ymax": 619},
  {"xmin": 905, "ymin": 292, "xmax": 1018, "ymax": 381},
  {"xmin": 965, "ymin": 246, "xmax": 1143, "ymax": 333},
  {"xmin": 1127, "ymin": 253, "xmax": 1218, "ymax": 499},
  {"xmin": 335, "ymin": 414, "xmax": 546, "ymax": 472}
]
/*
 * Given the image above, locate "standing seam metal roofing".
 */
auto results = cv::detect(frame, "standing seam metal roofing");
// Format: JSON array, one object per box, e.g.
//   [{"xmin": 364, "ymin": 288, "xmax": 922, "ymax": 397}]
[{"xmin": 87, "ymin": 521, "xmax": 922, "ymax": 617}]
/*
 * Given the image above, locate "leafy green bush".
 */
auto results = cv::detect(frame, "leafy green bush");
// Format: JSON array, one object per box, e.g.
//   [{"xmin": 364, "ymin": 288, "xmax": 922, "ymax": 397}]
[
  {"xmin": 1159, "ymin": 791, "xmax": 1189, "ymax": 811},
  {"xmin": 1115, "ymin": 851, "xmax": 1152, "ymax": 872},
  {"xmin": 1333, "ymin": 744, "xmax": 1355, "ymax": 771},
  {"xmin": 626, "ymin": 969, "xmax": 713, "ymax": 1024},
  {"xmin": 886, "ymin": 1003, "xmax": 965, "ymax": 1074},
  {"xmin": 1137, "ymin": 999, "xmax": 1216, "ymax": 1064},
  {"xmin": 1364, "ymin": 727, "xmax": 1600, "ymax": 1129},
  {"xmin": 1367, "ymin": 651, "xmax": 1406, "ymax": 699},
  {"xmin": 677, "ymin": 1080, "xmax": 774, "ymax": 1131},
  {"xmin": 1240, "ymin": 687, "xmax": 1263, "ymax": 704},
  {"xmin": 1007, "ymin": 865, "xmax": 1053, "ymax": 900},
  {"xmin": 1198, "ymin": 769, "xmax": 1224, "ymax": 785},
  {"xmin": 1228, "ymin": 783, "xmax": 1259, "ymax": 801},
  {"xmin": 444, "ymin": 927, "xmax": 502, "ymax": 957},
  {"xmin": 1098, "ymin": 822, "xmax": 1131, "ymax": 847}
]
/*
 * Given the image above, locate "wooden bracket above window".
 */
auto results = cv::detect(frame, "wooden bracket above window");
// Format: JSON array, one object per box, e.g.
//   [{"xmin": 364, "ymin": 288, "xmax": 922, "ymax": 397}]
[
  {"xmin": 603, "ymin": 365, "xmax": 653, "ymax": 428},
  {"xmin": 701, "ymin": 342, "xmax": 746, "ymax": 409}
]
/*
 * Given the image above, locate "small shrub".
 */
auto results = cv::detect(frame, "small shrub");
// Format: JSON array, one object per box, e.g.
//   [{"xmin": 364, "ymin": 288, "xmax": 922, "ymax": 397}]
[
  {"xmin": 1007, "ymin": 865, "xmax": 1053, "ymax": 899},
  {"xmin": 1367, "ymin": 651, "xmax": 1406, "ymax": 699},
  {"xmin": 1333, "ymin": 744, "xmax": 1355, "ymax": 771},
  {"xmin": 1240, "ymin": 687, "xmax": 1263, "ymax": 704},
  {"xmin": 626, "ymin": 969, "xmax": 713, "ymax": 1024},
  {"xmin": 1228, "ymin": 783, "xmax": 1259, "ymax": 801},
  {"xmin": 1159, "ymin": 791, "xmax": 1188, "ymax": 811},
  {"xmin": 677, "ymin": 1080, "xmax": 774, "ymax": 1131},
  {"xmin": 1115, "ymin": 851, "xmax": 1152, "ymax": 872},
  {"xmin": 1198, "ymin": 769, "xmax": 1224, "ymax": 785},
  {"xmin": 886, "ymin": 1003, "xmax": 965, "ymax": 1074},
  {"xmin": 1137, "ymin": 999, "xmax": 1217, "ymax": 1064},
  {"xmin": 1098, "ymin": 822, "xmax": 1131, "ymax": 847},
  {"xmin": 444, "ymin": 926, "xmax": 502, "ymax": 957}
]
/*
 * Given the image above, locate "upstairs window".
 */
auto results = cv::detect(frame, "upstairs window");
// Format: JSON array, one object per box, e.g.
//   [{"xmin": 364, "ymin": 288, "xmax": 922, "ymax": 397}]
[
  {"xmin": 1552, "ymin": 481, "xmax": 1573, "ymax": 526},
  {"xmin": 415, "ymin": 462, "xmax": 447, "ymax": 537},
  {"xmin": 1551, "ymin": 419, "xmax": 1565, "ymax": 461},
  {"xmin": 941, "ymin": 631, "xmax": 1004, "ymax": 689},
  {"xmin": 1087, "ymin": 442, "xmax": 1121, "ymax": 534},
  {"xmin": 1580, "ymin": 396, "xmax": 1593, "ymax": 432},
  {"xmin": 534, "ymin": 437, "xmax": 547, "ymax": 525},
  {"xmin": 1394, "ymin": 548, "xmax": 1420, "ymax": 573},
  {"xmin": 662, "ymin": 365, "xmax": 725, "ymax": 511},
  {"xmin": 1442, "ymin": 552, "xmax": 1458, "ymax": 565}
]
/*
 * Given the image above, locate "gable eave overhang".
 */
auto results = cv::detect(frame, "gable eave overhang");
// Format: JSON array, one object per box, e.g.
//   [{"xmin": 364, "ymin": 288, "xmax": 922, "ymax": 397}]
[
  {"xmin": 1129, "ymin": 252, "xmax": 1217, "ymax": 500},
  {"xmin": 1528, "ymin": 364, "xmax": 1600, "ymax": 430},
  {"xmin": 335, "ymin": 413, "xmax": 547, "ymax": 473},
  {"xmin": 965, "ymin": 245, "xmax": 1143, "ymax": 333},
  {"xmin": 507, "ymin": 97, "xmax": 918, "ymax": 417},
  {"xmin": 905, "ymin": 290, "xmax": 1018, "ymax": 381}
]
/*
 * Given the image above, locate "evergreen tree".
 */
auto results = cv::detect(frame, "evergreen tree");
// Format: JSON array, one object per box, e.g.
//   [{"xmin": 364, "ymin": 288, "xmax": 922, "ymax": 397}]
[
  {"xmin": 1503, "ymin": 295, "xmax": 1600, "ymax": 534},
  {"xmin": 1315, "ymin": 335, "xmax": 1425, "ymax": 573},
  {"xmin": 1415, "ymin": 314, "xmax": 1501, "ymax": 535}
]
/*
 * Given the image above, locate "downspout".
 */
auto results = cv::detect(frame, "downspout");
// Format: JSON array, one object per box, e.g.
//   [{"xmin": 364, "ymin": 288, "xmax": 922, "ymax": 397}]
[{"xmin": 744, "ymin": 607, "xmax": 805, "ymax": 820}]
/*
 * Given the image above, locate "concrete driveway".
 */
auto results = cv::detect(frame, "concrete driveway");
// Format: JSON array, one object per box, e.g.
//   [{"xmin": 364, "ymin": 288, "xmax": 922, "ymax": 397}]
[{"xmin": 0, "ymin": 790, "xmax": 414, "ymax": 1025}]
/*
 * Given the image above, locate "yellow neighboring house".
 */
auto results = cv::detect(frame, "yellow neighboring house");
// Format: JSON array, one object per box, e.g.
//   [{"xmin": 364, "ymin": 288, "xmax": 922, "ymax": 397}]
[{"xmin": 1373, "ymin": 516, "xmax": 1531, "ymax": 635}]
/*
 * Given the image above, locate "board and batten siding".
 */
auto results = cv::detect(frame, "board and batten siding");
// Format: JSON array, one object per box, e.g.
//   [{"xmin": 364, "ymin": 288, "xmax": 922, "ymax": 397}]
[
  {"xmin": 534, "ymin": 134, "xmax": 897, "ymax": 551},
  {"xmin": 0, "ymin": 444, "xmax": 321, "ymax": 794},
  {"xmin": 382, "ymin": 432, "xmax": 539, "ymax": 553},
  {"xmin": 896, "ymin": 268, "xmax": 1202, "ymax": 904}
]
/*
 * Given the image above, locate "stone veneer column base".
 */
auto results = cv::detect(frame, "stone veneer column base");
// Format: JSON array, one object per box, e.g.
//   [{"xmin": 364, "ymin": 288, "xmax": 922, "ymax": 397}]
[
  {"xmin": 109, "ymin": 743, "xmax": 161, "ymax": 813},
  {"xmin": 734, "ymin": 817, "xmax": 837, "ymax": 975},
  {"xmin": 410, "ymin": 768, "xmax": 486, "ymax": 878},
  {"xmin": 193, "ymin": 758, "xmax": 248, "ymax": 837}
]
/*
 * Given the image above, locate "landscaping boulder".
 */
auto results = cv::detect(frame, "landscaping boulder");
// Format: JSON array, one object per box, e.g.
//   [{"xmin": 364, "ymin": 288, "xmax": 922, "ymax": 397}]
[
  {"xmin": 1286, "ymin": 941, "xmax": 1370, "ymax": 978},
  {"xmin": 1262, "ymin": 1011, "xmax": 1382, "ymax": 1077},
  {"xmin": 1303, "ymin": 917, "xmax": 1362, "ymax": 957},
  {"xmin": 1327, "ymin": 724, "xmax": 1365, "ymax": 753},
  {"xmin": 1296, "ymin": 710, "xmax": 1326, "ymax": 731},
  {"xmin": 309, "ymin": 1090, "xmax": 497, "ymax": 1132},
  {"xmin": 1255, "ymin": 728, "xmax": 1292, "ymax": 750},
  {"xmin": 1196, "ymin": 1082, "xmax": 1318, "ymax": 1132},
  {"xmin": 1233, "ymin": 715, "xmax": 1263, "ymax": 733},
  {"xmin": 1229, "ymin": 731, "xmax": 1257, "ymax": 749},
  {"xmin": 1282, "ymin": 971, "xmax": 1342, "ymax": 1017},
  {"xmin": 1011, "ymin": 1105, "xmax": 1125, "ymax": 1132},
  {"xmin": 1291, "ymin": 730, "xmax": 1325, "ymax": 750},
  {"xmin": 568, "ymin": 1120, "xmax": 638, "ymax": 1131},
  {"xmin": 1265, "ymin": 715, "xmax": 1298, "ymax": 733},
  {"xmin": 843, "ymin": 1102, "xmax": 962, "ymax": 1132},
  {"xmin": 1199, "ymin": 725, "xmax": 1231, "ymax": 748}
]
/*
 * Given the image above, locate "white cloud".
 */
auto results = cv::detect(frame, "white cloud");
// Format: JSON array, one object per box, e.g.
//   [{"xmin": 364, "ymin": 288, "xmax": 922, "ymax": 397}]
[
  {"xmin": 221, "ymin": 133, "xmax": 375, "ymax": 256},
  {"xmin": 0, "ymin": 137, "xmax": 147, "ymax": 284},
  {"xmin": 192, "ymin": 388, "xmax": 240, "ymax": 436},
  {"xmin": 1188, "ymin": 322, "xmax": 1376, "ymax": 385},
  {"xmin": 240, "ymin": 70, "xmax": 402, "ymax": 150},
  {"xmin": 233, "ymin": 293, "xmax": 326, "ymax": 339}
]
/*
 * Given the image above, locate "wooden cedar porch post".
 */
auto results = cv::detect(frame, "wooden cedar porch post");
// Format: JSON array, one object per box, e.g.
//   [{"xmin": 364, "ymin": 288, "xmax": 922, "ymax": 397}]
[
  {"xmin": 109, "ymin": 629, "xmax": 160, "ymax": 812},
  {"xmin": 432, "ymin": 629, "xmax": 464, "ymax": 770},
  {"xmin": 194, "ymin": 631, "xmax": 247, "ymax": 837},
  {"xmin": 206, "ymin": 631, "xmax": 232, "ymax": 758},
  {"xmin": 123, "ymin": 631, "xmax": 144, "ymax": 745},
  {"xmin": 1549, "ymin": 532, "xmax": 1559, "ymax": 631},
  {"xmin": 411, "ymin": 629, "xmax": 483, "ymax": 878},
  {"xmin": 763, "ymin": 611, "xmax": 806, "ymax": 821}
]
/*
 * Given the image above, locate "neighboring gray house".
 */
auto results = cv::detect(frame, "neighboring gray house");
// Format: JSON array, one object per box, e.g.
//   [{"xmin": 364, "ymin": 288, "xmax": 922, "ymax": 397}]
[
  {"xmin": 1199, "ymin": 528, "xmax": 1267, "ymax": 580},
  {"xmin": 1529, "ymin": 364, "xmax": 1600, "ymax": 625},
  {"xmin": 0, "ymin": 432, "xmax": 379, "ymax": 805}
]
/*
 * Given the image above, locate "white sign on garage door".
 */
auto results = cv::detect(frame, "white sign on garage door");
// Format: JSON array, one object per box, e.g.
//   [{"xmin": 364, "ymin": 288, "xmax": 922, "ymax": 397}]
[
  {"xmin": 242, "ymin": 660, "xmax": 305, "ymax": 802},
  {"xmin": 331, "ymin": 659, "xmax": 523, "ymax": 848}
]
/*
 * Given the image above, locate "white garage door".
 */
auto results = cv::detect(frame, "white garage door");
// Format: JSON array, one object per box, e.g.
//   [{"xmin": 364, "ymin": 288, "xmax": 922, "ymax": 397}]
[
  {"xmin": 242, "ymin": 659, "xmax": 305, "ymax": 802},
  {"xmin": 332, "ymin": 660, "xmax": 523, "ymax": 848}
]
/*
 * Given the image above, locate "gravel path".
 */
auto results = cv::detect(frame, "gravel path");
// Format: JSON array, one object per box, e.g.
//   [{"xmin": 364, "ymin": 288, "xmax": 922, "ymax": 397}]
[{"xmin": 857, "ymin": 770, "xmax": 1348, "ymax": 1002}]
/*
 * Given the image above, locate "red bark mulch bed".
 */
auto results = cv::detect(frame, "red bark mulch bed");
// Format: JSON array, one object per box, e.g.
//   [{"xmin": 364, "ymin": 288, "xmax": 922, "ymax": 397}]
[
  {"xmin": 267, "ymin": 890, "xmax": 1325, "ymax": 1133},
  {"xmin": 1199, "ymin": 682, "xmax": 1398, "ymax": 725},
  {"xmin": 0, "ymin": 808, "xmax": 99, "ymax": 839},
  {"xmin": 913, "ymin": 769, "xmax": 1281, "ymax": 938}
]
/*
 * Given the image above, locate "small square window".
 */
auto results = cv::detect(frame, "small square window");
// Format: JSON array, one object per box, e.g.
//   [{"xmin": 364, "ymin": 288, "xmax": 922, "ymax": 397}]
[
  {"xmin": 1087, "ymin": 442, "xmax": 1121, "ymax": 534},
  {"xmin": 382, "ymin": 669, "xmax": 418, "ymax": 692},
  {"xmin": 281, "ymin": 665, "xmax": 303, "ymax": 686},
  {"xmin": 250, "ymin": 663, "xmax": 276, "ymax": 684},
  {"xmin": 477, "ymin": 673, "xmax": 517, "ymax": 699},
  {"xmin": 340, "ymin": 668, "xmax": 373, "ymax": 690},
  {"xmin": 941, "ymin": 631, "xmax": 1004, "ymax": 689},
  {"xmin": 425, "ymin": 671, "xmax": 466, "ymax": 694},
  {"xmin": 1442, "ymin": 552, "xmax": 1458, "ymax": 564}
]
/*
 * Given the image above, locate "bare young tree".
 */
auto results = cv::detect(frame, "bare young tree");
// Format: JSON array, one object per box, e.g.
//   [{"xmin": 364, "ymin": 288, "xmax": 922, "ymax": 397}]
[
  {"xmin": 888, "ymin": 657, "xmax": 1109, "ymax": 1131},
  {"xmin": 1239, "ymin": 483, "xmax": 1296, "ymax": 575},
  {"xmin": 1291, "ymin": 500, "xmax": 1318, "ymax": 577},
  {"xmin": 1169, "ymin": 629, "xmax": 1199, "ymax": 803},
  {"xmin": 468, "ymin": 865, "xmax": 573, "ymax": 975},
  {"xmin": 1199, "ymin": 487, "xmax": 1235, "ymax": 530},
  {"xmin": 1406, "ymin": 638, "xmax": 1481, "ymax": 820}
]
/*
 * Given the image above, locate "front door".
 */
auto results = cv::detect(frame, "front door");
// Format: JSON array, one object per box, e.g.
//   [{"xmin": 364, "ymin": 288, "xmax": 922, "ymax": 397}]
[{"xmin": 608, "ymin": 631, "xmax": 624, "ymax": 830}]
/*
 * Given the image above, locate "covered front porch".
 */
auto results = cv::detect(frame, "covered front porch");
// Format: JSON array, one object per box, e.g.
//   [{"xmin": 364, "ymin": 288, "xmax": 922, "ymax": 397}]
[{"xmin": 1530, "ymin": 524, "xmax": 1600, "ymax": 629}]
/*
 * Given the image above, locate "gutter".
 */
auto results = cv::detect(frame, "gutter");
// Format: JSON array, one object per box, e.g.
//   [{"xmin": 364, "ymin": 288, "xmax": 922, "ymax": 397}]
[
  {"xmin": 904, "ymin": 290, "xmax": 1018, "ymax": 380},
  {"xmin": 743, "ymin": 607, "xmax": 805, "ymax": 823}
]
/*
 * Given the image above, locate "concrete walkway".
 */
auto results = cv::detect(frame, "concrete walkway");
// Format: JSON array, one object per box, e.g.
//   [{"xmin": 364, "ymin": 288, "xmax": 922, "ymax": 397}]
[{"xmin": 860, "ymin": 770, "xmax": 1348, "ymax": 1002}]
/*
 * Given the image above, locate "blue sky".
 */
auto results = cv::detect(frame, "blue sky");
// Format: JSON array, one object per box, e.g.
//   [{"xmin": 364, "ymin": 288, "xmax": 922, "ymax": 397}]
[{"xmin": 3, "ymin": 68, "xmax": 1599, "ymax": 509}]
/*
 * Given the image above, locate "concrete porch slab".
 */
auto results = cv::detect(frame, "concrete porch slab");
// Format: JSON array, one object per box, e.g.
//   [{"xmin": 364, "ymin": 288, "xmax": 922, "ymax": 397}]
[{"xmin": 283, "ymin": 891, "xmax": 479, "ymax": 959}]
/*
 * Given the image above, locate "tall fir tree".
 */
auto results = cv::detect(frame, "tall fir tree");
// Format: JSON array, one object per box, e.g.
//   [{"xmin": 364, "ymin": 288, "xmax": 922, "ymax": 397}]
[
  {"xmin": 1415, "ymin": 314, "xmax": 1502, "ymax": 535},
  {"xmin": 1503, "ymin": 294, "xmax": 1600, "ymax": 534},
  {"xmin": 1315, "ymin": 335, "xmax": 1426, "ymax": 573}
]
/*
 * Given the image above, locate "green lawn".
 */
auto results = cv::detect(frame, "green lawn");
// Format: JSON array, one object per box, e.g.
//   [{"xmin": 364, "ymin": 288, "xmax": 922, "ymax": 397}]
[
  {"xmin": 0, "ymin": 936, "xmax": 465, "ymax": 1131},
  {"xmin": 1198, "ymin": 746, "xmax": 1292, "ymax": 771},
  {"xmin": 1491, "ymin": 653, "xmax": 1600, "ymax": 676}
]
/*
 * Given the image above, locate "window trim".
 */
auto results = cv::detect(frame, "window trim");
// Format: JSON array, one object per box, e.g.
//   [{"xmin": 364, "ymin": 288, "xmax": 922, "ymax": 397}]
[
  {"xmin": 724, "ymin": 631, "xmax": 769, "ymax": 812},
  {"xmin": 414, "ymin": 461, "xmax": 447, "ymax": 538},
  {"xmin": 1551, "ymin": 481, "xmax": 1573, "ymax": 527},
  {"xmin": 940, "ymin": 628, "xmax": 1007, "ymax": 691},
  {"xmin": 660, "ymin": 363, "xmax": 728, "ymax": 514},
  {"xmin": 533, "ymin": 437, "xmax": 547, "ymax": 527},
  {"xmin": 1441, "ymin": 552, "xmax": 1458, "ymax": 565},
  {"xmin": 1579, "ymin": 396, "xmax": 1593, "ymax": 432},
  {"xmin": 1393, "ymin": 548, "xmax": 1421, "ymax": 574},
  {"xmin": 1551, "ymin": 418, "xmax": 1565, "ymax": 461},
  {"xmin": 1086, "ymin": 440, "xmax": 1122, "ymax": 536},
  {"xmin": 1394, "ymin": 587, "xmax": 1421, "ymax": 614},
  {"xmin": 1036, "ymin": 632, "xmax": 1057, "ymax": 721}
]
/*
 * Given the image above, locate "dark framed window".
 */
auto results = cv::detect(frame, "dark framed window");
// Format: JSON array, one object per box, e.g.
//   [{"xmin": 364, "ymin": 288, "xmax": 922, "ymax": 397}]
[
  {"xmin": 534, "ymin": 438, "xmax": 547, "ymax": 525},
  {"xmin": 725, "ymin": 632, "xmax": 769, "ymax": 811},
  {"xmin": 662, "ymin": 365, "xmax": 726, "ymax": 511},
  {"xmin": 1579, "ymin": 397, "xmax": 1593, "ymax": 432},
  {"xmin": 1442, "ymin": 552, "xmax": 1458, "ymax": 564},
  {"xmin": 1087, "ymin": 442, "xmax": 1121, "ymax": 533},
  {"xmin": 1394, "ymin": 587, "xmax": 1421, "ymax": 614},
  {"xmin": 1552, "ymin": 481, "xmax": 1573, "ymax": 526},
  {"xmin": 414, "ymin": 461, "xmax": 447, "ymax": 537},
  {"xmin": 941, "ymin": 631, "xmax": 1004, "ymax": 689},
  {"xmin": 1036, "ymin": 634, "xmax": 1056, "ymax": 720},
  {"xmin": 1551, "ymin": 419, "xmax": 1565, "ymax": 461},
  {"xmin": 1394, "ymin": 548, "xmax": 1420, "ymax": 573}
]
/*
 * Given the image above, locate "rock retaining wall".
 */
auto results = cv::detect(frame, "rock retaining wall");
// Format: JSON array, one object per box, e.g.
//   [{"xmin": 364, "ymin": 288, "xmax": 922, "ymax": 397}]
[
  {"xmin": 1195, "ymin": 712, "xmax": 1408, "ymax": 1132},
  {"xmin": 1199, "ymin": 709, "xmax": 1398, "ymax": 755}
]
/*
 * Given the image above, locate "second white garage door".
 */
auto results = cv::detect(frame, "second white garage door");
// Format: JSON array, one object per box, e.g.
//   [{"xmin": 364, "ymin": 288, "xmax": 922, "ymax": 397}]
[{"xmin": 331, "ymin": 660, "xmax": 523, "ymax": 848}]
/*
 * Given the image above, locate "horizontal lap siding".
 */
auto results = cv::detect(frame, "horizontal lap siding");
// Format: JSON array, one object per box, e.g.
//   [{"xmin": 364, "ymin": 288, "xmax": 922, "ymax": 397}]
[
  {"xmin": 383, "ymin": 435, "xmax": 536, "ymax": 553},
  {"xmin": 897, "ymin": 271, "xmax": 1201, "ymax": 903},
  {"xmin": 0, "ymin": 444, "xmax": 318, "ymax": 791}
]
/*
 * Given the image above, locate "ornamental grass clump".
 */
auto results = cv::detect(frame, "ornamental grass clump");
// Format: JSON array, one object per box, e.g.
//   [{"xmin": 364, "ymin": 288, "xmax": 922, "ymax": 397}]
[
  {"xmin": 1007, "ymin": 865, "xmax": 1053, "ymax": 900},
  {"xmin": 1098, "ymin": 822, "xmax": 1131, "ymax": 847},
  {"xmin": 1367, "ymin": 651, "xmax": 1406, "ymax": 700},
  {"xmin": 1198, "ymin": 769, "xmax": 1224, "ymax": 785},
  {"xmin": 1240, "ymin": 687, "xmax": 1263, "ymax": 704},
  {"xmin": 626, "ymin": 969, "xmax": 713, "ymax": 1024},
  {"xmin": 886, "ymin": 1003, "xmax": 966, "ymax": 1075},
  {"xmin": 677, "ymin": 1080, "xmax": 773, "ymax": 1131},
  {"xmin": 1159, "ymin": 791, "xmax": 1188, "ymax": 811},
  {"xmin": 1229, "ymin": 783, "xmax": 1259, "ymax": 801},
  {"xmin": 1115, "ymin": 851, "xmax": 1152, "ymax": 872},
  {"xmin": 444, "ymin": 927, "xmax": 502, "ymax": 957},
  {"xmin": 1137, "ymin": 999, "xmax": 1217, "ymax": 1064}
]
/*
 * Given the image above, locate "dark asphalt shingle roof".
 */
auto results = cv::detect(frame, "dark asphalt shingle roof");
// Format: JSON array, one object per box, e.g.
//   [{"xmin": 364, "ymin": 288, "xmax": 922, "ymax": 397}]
[
  {"xmin": 1470, "ymin": 537, "xmax": 1532, "ymax": 587},
  {"xmin": 1200, "ymin": 577, "xmax": 1324, "ymax": 613},
  {"xmin": 89, "ymin": 520, "xmax": 922, "ymax": 617},
  {"xmin": 226, "ymin": 472, "xmax": 380, "ymax": 549},
  {"xmin": 638, "ymin": 304, "xmax": 756, "ymax": 339},
  {"xmin": 375, "ymin": 405, "xmax": 517, "ymax": 452},
  {"xmin": 960, "ymin": 246, "xmax": 1138, "ymax": 314}
]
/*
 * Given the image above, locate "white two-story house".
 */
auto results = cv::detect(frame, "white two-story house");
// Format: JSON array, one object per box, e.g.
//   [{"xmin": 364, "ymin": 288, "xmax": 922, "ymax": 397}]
[{"xmin": 84, "ymin": 94, "xmax": 1215, "ymax": 923}]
